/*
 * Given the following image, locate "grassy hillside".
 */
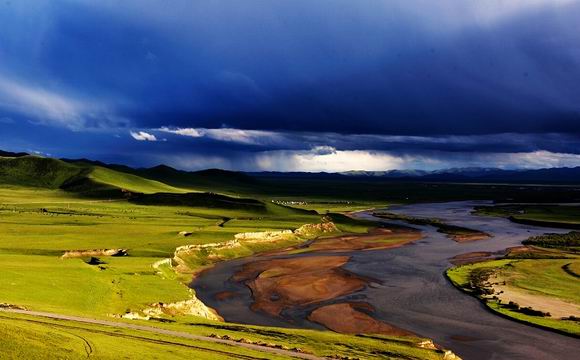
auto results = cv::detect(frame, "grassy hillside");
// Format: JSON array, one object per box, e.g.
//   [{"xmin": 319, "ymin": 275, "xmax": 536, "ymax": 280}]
[
  {"xmin": 9, "ymin": 153, "xmax": 580, "ymax": 205},
  {"xmin": 88, "ymin": 166, "xmax": 187, "ymax": 194},
  {"xmin": 0, "ymin": 156, "xmax": 84, "ymax": 189},
  {"xmin": 0, "ymin": 155, "xmax": 189, "ymax": 197},
  {"xmin": 130, "ymin": 192, "xmax": 267, "ymax": 211},
  {"xmin": 135, "ymin": 166, "xmax": 256, "ymax": 193}
]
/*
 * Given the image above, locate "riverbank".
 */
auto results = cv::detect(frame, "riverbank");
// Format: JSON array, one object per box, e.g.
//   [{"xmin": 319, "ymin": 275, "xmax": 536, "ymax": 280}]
[
  {"xmin": 473, "ymin": 204, "xmax": 580, "ymax": 230},
  {"xmin": 371, "ymin": 211, "xmax": 490, "ymax": 242},
  {"xmin": 212, "ymin": 225, "xmax": 425, "ymax": 338},
  {"xmin": 194, "ymin": 201, "xmax": 580, "ymax": 360},
  {"xmin": 446, "ymin": 252, "xmax": 580, "ymax": 337}
]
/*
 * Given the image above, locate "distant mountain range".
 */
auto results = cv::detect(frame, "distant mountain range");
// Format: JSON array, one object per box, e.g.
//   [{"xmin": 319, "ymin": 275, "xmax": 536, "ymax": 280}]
[
  {"xmin": 250, "ymin": 166, "xmax": 580, "ymax": 184},
  {"xmin": 2, "ymin": 149, "xmax": 580, "ymax": 185},
  {"xmin": 338, "ymin": 167, "xmax": 580, "ymax": 184}
]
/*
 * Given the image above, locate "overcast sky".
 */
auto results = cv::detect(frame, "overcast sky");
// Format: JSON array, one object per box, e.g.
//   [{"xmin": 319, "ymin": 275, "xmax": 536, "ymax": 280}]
[{"xmin": 1, "ymin": 0, "xmax": 580, "ymax": 172}]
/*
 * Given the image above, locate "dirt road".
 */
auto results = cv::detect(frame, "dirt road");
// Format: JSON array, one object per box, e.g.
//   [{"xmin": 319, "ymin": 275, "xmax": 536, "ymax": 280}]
[{"xmin": 0, "ymin": 308, "xmax": 324, "ymax": 360}]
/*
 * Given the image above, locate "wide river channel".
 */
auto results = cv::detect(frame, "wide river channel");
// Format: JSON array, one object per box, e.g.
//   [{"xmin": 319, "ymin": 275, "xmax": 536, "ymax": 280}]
[{"xmin": 192, "ymin": 201, "xmax": 580, "ymax": 359}]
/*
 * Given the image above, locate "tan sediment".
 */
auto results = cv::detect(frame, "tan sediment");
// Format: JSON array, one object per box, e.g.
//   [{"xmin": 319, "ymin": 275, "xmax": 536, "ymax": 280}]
[
  {"xmin": 307, "ymin": 227, "xmax": 421, "ymax": 252},
  {"xmin": 62, "ymin": 248, "xmax": 127, "ymax": 258},
  {"xmin": 504, "ymin": 245, "xmax": 558, "ymax": 257},
  {"xmin": 308, "ymin": 302, "xmax": 416, "ymax": 337},
  {"xmin": 262, "ymin": 227, "xmax": 422, "ymax": 256},
  {"xmin": 160, "ymin": 222, "xmax": 340, "ymax": 320},
  {"xmin": 490, "ymin": 274, "xmax": 580, "ymax": 319},
  {"xmin": 143, "ymin": 289, "xmax": 223, "ymax": 321},
  {"xmin": 232, "ymin": 226, "xmax": 422, "ymax": 335},
  {"xmin": 161, "ymin": 222, "xmax": 423, "ymax": 335},
  {"xmin": 450, "ymin": 233, "xmax": 490, "ymax": 243},
  {"xmin": 215, "ymin": 291, "xmax": 238, "ymax": 301},
  {"xmin": 233, "ymin": 256, "xmax": 367, "ymax": 317}
]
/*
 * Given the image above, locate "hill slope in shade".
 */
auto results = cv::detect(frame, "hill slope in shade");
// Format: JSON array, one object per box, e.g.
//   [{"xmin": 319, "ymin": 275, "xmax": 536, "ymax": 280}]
[
  {"xmin": 63, "ymin": 158, "xmax": 256, "ymax": 194},
  {"xmin": 0, "ymin": 156, "xmax": 84, "ymax": 189},
  {"xmin": 0, "ymin": 154, "xmax": 274, "ymax": 211},
  {"xmin": 0, "ymin": 150, "xmax": 29, "ymax": 158},
  {"xmin": 0, "ymin": 155, "xmax": 188, "ymax": 196}
]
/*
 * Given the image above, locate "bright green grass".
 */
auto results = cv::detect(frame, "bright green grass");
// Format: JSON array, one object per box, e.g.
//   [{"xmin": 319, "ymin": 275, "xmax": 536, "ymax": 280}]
[
  {"xmin": 446, "ymin": 259, "xmax": 512, "ymax": 289},
  {"xmin": 0, "ymin": 312, "xmax": 447, "ymax": 360},
  {"xmin": 0, "ymin": 187, "xmax": 368, "ymax": 316},
  {"xmin": 502, "ymin": 259, "xmax": 580, "ymax": 304},
  {"xmin": 0, "ymin": 190, "xmax": 321, "ymax": 257},
  {"xmin": 0, "ymin": 186, "xmax": 453, "ymax": 359},
  {"xmin": 0, "ymin": 156, "xmax": 82, "ymax": 189},
  {"xmin": 0, "ymin": 313, "xmax": 289, "ymax": 360},
  {"xmin": 0, "ymin": 254, "xmax": 191, "ymax": 316},
  {"xmin": 0, "ymin": 188, "xmax": 329, "ymax": 317},
  {"xmin": 447, "ymin": 259, "xmax": 580, "ymax": 336},
  {"xmin": 88, "ymin": 166, "xmax": 189, "ymax": 194},
  {"xmin": 487, "ymin": 301, "xmax": 580, "ymax": 336},
  {"xmin": 447, "ymin": 258, "xmax": 580, "ymax": 303},
  {"xmin": 474, "ymin": 204, "xmax": 580, "ymax": 225}
]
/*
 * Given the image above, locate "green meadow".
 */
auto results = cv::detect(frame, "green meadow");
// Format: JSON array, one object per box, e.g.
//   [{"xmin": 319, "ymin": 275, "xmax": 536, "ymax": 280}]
[
  {"xmin": 473, "ymin": 204, "xmax": 580, "ymax": 228},
  {"xmin": 447, "ymin": 257, "xmax": 580, "ymax": 336},
  {"xmin": 0, "ymin": 185, "xmax": 327, "ymax": 316},
  {"xmin": 0, "ymin": 155, "xmax": 453, "ymax": 359},
  {"xmin": 0, "ymin": 310, "xmax": 448, "ymax": 360}
]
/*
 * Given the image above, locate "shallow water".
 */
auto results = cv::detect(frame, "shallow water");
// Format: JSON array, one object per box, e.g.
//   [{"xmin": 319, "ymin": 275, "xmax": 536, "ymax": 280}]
[{"xmin": 192, "ymin": 201, "xmax": 580, "ymax": 359}]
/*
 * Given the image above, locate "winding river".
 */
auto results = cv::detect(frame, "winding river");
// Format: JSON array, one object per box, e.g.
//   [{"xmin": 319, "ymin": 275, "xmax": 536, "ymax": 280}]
[{"xmin": 192, "ymin": 201, "xmax": 580, "ymax": 359}]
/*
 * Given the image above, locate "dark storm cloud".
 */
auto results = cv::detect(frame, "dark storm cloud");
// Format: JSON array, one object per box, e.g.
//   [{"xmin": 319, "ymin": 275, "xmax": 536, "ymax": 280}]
[
  {"xmin": 155, "ymin": 127, "xmax": 580, "ymax": 156},
  {"xmin": 1, "ymin": 1, "xmax": 580, "ymax": 171}
]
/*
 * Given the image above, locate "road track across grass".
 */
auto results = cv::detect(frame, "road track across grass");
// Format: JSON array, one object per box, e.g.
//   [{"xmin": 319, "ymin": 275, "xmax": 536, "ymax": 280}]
[{"xmin": 0, "ymin": 308, "xmax": 324, "ymax": 360}]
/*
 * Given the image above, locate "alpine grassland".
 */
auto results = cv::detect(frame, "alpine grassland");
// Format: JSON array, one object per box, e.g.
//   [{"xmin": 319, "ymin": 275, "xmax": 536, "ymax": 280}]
[
  {"xmin": 447, "ymin": 254, "xmax": 580, "ymax": 336},
  {"xmin": 0, "ymin": 154, "xmax": 451, "ymax": 359}
]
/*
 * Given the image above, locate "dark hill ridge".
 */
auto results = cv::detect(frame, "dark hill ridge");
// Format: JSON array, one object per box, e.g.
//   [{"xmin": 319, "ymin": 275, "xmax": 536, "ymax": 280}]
[
  {"xmin": 3, "ymin": 149, "xmax": 580, "ymax": 185},
  {"xmin": 0, "ymin": 153, "xmax": 271, "ymax": 210},
  {"xmin": 1, "ymin": 153, "xmax": 256, "ymax": 196},
  {"xmin": 0, "ymin": 150, "xmax": 28, "ymax": 158},
  {"xmin": 2, "ymin": 150, "xmax": 580, "ymax": 206},
  {"xmin": 339, "ymin": 167, "xmax": 580, "ymax": 184},
  {"xmin": 61, "ymin": 158, "xmax": 255, "ymax": 191},
  {"xmin": 135, "ymin": 166, "xmax": 256, "ymax": 190},
  {"xmin": 129, "ymin": 192, "xmax": 267, "ymax": 212},
  {"xmin": 44, "ymin": 152, "xmax": 580, "ymax": 185}
]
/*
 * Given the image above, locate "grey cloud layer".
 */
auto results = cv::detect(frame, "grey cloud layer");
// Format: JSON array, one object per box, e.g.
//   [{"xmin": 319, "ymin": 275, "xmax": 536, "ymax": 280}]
[{"xmin": 1, "ymin": 1, "xmax": 579, "ymax": 171}]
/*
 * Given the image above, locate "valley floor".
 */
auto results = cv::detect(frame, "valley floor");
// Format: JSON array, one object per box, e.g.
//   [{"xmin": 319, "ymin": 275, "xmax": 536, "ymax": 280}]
[{"xmin": 0, "ymin": 186, "xmax": 449, "ymax": 359}]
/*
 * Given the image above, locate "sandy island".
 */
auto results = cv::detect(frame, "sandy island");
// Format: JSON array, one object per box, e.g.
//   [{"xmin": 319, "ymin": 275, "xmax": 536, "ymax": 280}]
[
  {"xmin": 230, "ymin": 226, "xmax": 423, "ymax": 336},
  {"xmin": 233, "ymin": 255, "xmax": 369, "ymax": 316},
  {"xmin": 308, "ymin": 302, "xmax": 416, "ymax": 337}
]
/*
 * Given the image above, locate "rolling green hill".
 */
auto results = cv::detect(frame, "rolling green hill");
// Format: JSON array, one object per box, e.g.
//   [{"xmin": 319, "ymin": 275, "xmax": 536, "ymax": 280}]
[
  {"xmin": 0, "ymin": 155, "xmax": 187, "ymax": 196},
  {"xmin": 0, "ymin": 156, "xmax": 84, "ymax": 189},
  {"xmin": 87, "ymin": 166, "xmax": 187, "ymax": 194},
  {"xmin": 62, "ymin": 159, "xmax": 259, "ymax": 195},
  {"xmin": 0, "ymin": 154, "xmax": 278, "ymax": 213}
]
